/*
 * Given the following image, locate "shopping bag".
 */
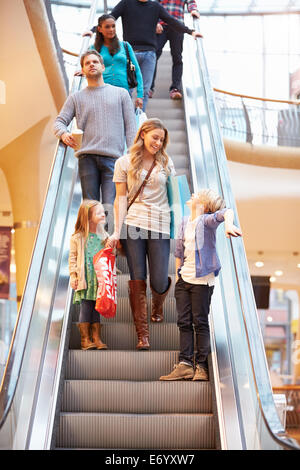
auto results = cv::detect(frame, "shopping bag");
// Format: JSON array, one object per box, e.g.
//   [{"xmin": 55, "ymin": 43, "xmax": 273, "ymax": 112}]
[
  {"xmin": 123, "ymin": 109, "xmax": 147, "ymax": 154},
  {"xmin": 167, "ymin": 175, "xmax": 191, "ymax": 239},
  {"xmin": 135, "ymin": 108, "xmax": 147, "ymax": 129},
  {"xmin": 93, "ymin": 247, "xmax": 117, "ymax": 318}
]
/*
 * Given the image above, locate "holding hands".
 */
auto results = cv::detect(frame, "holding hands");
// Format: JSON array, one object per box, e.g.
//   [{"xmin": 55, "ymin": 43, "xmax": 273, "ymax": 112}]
[{"xmin": 106, "ymin": 231, "xmax": 120, "ymax": 249}]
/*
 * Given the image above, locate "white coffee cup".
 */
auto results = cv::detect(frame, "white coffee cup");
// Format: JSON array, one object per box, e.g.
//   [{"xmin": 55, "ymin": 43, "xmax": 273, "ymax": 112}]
[{"xmin": 72, "ymin": 128, "xmax": 83, "ymax": 149}]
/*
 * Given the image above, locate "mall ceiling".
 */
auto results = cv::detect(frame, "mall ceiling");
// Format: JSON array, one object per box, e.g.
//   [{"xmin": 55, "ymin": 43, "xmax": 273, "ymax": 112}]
[{"xmin": 50, "ymin": 0, "xmax": 300, "ymax": 16}]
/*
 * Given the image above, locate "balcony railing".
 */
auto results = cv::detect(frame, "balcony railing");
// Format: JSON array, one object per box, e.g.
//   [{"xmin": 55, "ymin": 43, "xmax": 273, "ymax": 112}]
[{"xmin": 214, "ymin": 88, "xmax": 300, "ymax": 148}]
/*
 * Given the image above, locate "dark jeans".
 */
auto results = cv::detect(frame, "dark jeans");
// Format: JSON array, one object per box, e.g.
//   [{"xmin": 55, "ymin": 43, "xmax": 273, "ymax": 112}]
[
  {"xmin": 175, "ymin": 277, "xmax": 214, "ymax": 369},
  {"xmin": 79, "ymin": 299, "xmax": 100, "ymax": 324},
  {"xmin": 78, "ymin": 154, "xmax": 116, "ymax": 230},
  {"xmin": 121, "ymin": 225, "xmax": 170, "ymax": 294},
  {"xmin": 151, "ymin": 25, "xmax": 184, "ymax": 92}
]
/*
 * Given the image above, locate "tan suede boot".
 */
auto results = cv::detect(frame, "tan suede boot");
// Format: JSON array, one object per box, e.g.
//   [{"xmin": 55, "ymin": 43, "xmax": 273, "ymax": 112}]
[
  {"xmin": 77, "ymin": 322, "xmax": 96, "ymax": 350},
  {"xmin": 128, "ymin": 280, "xmax": 150, "ymax": 350},
  {"xmin": 150, "ymin": 277, "xmax": 172, "ymax": 322},
  {"xmin": 91, "ymin": 322, "xmax": 108, "ymax": 350}
]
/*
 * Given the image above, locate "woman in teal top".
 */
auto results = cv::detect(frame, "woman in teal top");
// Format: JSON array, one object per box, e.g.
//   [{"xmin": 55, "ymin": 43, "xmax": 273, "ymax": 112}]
[{"xmin": 90, "ymin": 14, "xmax": 143, "ymax": 109}]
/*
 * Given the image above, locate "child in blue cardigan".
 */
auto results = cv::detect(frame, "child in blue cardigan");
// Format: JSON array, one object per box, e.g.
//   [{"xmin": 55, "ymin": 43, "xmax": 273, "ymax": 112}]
[{"xmin": 160, "ymin": 189, "xmax": 242, "ymax": 381}]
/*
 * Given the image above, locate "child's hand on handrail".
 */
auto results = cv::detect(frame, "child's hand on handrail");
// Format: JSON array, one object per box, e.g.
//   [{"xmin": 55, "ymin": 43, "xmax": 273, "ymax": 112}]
[{"xmin": 225, "ymin": 223, "xmax": 242, "ymax": 238}]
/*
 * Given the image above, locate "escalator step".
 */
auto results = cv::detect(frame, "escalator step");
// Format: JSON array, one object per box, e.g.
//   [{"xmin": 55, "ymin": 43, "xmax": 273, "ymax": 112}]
[
  {"xmin": 69, "ymin": 322, "xmax": 180, "ymax": 351},
  {"xmin": 65, "ymin": 350, "xmax": 180, "ymax": 381},
  {"xmin": 56, "ymin": 413, "xmax": 215, "ymax": 450},
  {"xmin": 71, "ymin": 297, "xmax": 177, "ymax": 323},
  {"xmin": 61, "ymin": 380, "xmax": 212, "ymax": 414}
]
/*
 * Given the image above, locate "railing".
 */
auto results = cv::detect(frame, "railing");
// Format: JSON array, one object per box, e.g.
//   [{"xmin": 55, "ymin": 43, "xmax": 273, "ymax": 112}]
[
  {"xmin": 214, "ymin": 88, "xmax": 300, "ymax": 148},
  {"xmin": 273, "ymin": 386, "xmax": 300, "ymax": 438},
  {"xmin": 183, "ymin": 16, "xmax": 300, "ymax": 450},
  {"xmin": 0, "ymin": 0, "xmax": 98, "ymax": 449}
]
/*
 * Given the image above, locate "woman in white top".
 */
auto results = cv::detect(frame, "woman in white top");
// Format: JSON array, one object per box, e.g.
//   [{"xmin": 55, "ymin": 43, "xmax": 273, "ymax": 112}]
[{"xmin": 108, "ymin": 118, "xmax": 175, "ymax": 350}]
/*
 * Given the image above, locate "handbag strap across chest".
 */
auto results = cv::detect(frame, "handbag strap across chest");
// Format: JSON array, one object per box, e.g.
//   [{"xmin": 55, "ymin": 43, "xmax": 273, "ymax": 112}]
[{"xmin": 127, "ymin": 160, "xmax": 156, "ymax": 210}]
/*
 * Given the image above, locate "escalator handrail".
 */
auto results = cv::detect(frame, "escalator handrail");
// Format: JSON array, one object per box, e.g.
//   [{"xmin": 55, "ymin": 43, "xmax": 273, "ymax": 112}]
[
  {"xmin": 0, "ymin": 0, "xmax": 99, "ymax": 432},
  {"xmin": 192, "ymin": 18, "xmax": 300, "ymax": 450}
]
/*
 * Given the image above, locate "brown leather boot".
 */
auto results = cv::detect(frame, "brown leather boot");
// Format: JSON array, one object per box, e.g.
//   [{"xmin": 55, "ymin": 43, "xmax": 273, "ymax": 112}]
[
  {"xmin": 150, "ymin": 277, "xmax": 172, "ymax": 322},
  {"xmin": 77, "ymin": 322, "xmax": 96, "ymax": 350},
  {"xmin": 91, "ymin": 322, "xmax": 108, "ymax": 350},
  {"xmin": 128, "ymin": 280, "xmax": 150, "ymax": 350}
]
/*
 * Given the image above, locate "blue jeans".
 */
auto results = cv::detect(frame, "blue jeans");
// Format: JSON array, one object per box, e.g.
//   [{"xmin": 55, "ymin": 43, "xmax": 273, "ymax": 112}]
[
  {"xmin": 78, "ymin": 154, "xmax": 116, "ymax": 229},
  {"xmin": 175, "ymin": 277, "xmax": 214, "ymax": 369},
  {"xmin": 134, "ymin": 50, "xmax": 156, "ymax": 111},
  {"xmin": 121, "ymin": 225, "xmax": 170, "ymax": 294}
]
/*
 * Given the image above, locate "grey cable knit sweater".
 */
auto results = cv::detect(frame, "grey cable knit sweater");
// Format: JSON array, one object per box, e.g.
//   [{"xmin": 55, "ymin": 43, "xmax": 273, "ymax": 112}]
[{"xmin": 53, "ymin": 83, "xmax": 137, "ymax": 158}]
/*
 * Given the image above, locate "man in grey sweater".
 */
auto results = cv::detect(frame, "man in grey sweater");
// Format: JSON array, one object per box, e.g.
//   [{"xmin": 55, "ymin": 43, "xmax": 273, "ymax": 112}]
[{"xmin": 54, "ymin": 50, "xmax": 136, "ymax": 208}]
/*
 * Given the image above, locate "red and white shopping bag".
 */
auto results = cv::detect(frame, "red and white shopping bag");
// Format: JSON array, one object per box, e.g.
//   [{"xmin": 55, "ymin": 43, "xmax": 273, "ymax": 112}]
[{"xmin": 93, "ymin": 247, "xmax": 117, "ymax": 318}]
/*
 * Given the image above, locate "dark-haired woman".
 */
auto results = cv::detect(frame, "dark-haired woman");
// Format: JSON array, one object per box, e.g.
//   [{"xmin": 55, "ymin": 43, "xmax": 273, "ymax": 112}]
[{"xmin": 90, "ymin": 14, "xmax": 143, "ymax": 109}]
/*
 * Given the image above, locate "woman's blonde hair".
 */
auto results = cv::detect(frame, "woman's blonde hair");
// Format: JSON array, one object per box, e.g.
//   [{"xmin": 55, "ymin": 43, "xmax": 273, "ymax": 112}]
[
  {"xmin": 127, "ymin": 118, "xmax": 170, "ymax": 190},
  {"xmin": 74, "ymin": 199, "xmax": 108, "ymax": 243},
  {"xmin": 197, "ymin": 189, "xmax": 226, "ymax": 213}
]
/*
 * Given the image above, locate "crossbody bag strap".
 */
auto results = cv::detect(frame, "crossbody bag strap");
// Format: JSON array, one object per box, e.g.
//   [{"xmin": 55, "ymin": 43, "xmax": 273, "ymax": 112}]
[{"xmin": 127, "ymin": 160, "xmax": 156, "ymax": 210}]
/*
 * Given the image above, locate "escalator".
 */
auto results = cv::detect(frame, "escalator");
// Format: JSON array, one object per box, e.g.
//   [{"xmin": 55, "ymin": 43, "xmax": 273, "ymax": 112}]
[
  {"xmin": 54, "ymin": 51, "xmax": 217, "ymax": 450},
  {"xmin": 0, "ymin": 10, "xmax": 299, "ymax": 450}
]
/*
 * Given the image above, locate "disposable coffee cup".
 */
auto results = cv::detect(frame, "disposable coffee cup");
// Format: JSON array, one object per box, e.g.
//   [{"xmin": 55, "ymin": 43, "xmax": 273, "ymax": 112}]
[{"xmin": 72, "ymin": 128, "xmax": 83, "ymax": 149}]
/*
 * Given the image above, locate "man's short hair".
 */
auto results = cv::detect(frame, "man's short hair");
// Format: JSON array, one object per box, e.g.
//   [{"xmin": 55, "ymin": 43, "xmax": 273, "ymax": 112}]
[{"xmin": 80, "ymin": 50, "xmax": 104, "ymax": 68}]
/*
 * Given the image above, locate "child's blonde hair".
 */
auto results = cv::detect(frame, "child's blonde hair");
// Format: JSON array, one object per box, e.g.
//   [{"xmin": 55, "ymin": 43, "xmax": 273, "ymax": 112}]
[
  {"xmin": 197, "ymin": 189, "xmax": 226, "ymax": 213},
  {"xmin": 128, "ymin": 118, "xmax": 171, "ymax": 191},
  {"xmin": 74, "ymin": 199, "xmax": 108, "ymax": 243}
]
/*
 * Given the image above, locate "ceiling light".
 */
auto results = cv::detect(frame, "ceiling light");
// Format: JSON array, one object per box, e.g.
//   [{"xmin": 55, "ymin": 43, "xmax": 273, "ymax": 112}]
[
  {"xmin": 255, "ymin": 261, "xmax": 264, "ymax": 267},
  {"xmin": 267, "ymin": 316, "xmax": 273, "ymax": 322},
  {"xmin": 275, "ymin": 270, "xmax": 283, "ymax": 276},
  {"xmin": 270, "ymin": 276, "xmax": 276, "ymax": 283},
  {"xmin": 297, "ymin": 264, "xmax": 300, "ymax": 269}
]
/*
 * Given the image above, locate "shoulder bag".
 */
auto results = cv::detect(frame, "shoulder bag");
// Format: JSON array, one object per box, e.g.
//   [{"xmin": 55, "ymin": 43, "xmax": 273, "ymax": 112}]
[{"xmin": 124, "ymin": 41, "xmax": 138, "ymax": 89}]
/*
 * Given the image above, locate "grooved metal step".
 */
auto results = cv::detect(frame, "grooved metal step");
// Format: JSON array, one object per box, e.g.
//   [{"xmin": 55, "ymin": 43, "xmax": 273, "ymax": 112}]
[
  {"xmin": 61, "ymin": 380, "xmax": 212, "ymax": 413},
  {"xmin": 56, "ymin": 413, "xmax": 215, "ymax": 449},
  {"xmin": 147, "ymin": 107, "xmax": 185, "ymax": 120},
  {"xmin": 147, "ymin": 98, "xmax": 183, "ymax": 112},
  {"xmin": 69, "ymin": 322, "xmax": 180, "ymax": 350},
  {"xmin": 71, "ymin": 295, "xmax": 177, "ymax": 323},
  {"xmin": 65, "ymin": 350, "xmax": 181, "ymax": 381}
]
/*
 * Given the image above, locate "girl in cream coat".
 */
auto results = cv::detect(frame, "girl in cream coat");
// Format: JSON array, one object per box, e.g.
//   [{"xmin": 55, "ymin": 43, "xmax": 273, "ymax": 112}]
[{"xmin": 69, "ymin": 199, "xmax": 108, "ymax": 350}]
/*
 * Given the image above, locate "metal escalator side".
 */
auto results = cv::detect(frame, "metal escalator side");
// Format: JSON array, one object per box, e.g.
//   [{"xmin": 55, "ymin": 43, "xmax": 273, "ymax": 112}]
[
  {"xmin": 0, "ymin": 1, "xmax": 98, "ymax": 449},
  {"xmin": 182, "ymin": 18, "xmax": 299, "ymax": 450}
]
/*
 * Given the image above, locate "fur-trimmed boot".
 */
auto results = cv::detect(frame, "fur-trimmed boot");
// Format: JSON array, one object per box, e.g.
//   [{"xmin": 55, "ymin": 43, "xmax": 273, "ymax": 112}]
[
  {"xmin": 128, "ymin": 280, "xmax": 150, "ymax": 350},
  {"xmin": 150, "ymin": 277, "xmax": 172, "ymax": 322},
  {"xmin": 91, "ymin": 322, "xmax": 108, "ymax": 350},
  {"xmin": 77, "ymin": 322, "xmax": 96, "ymax": 350}
]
